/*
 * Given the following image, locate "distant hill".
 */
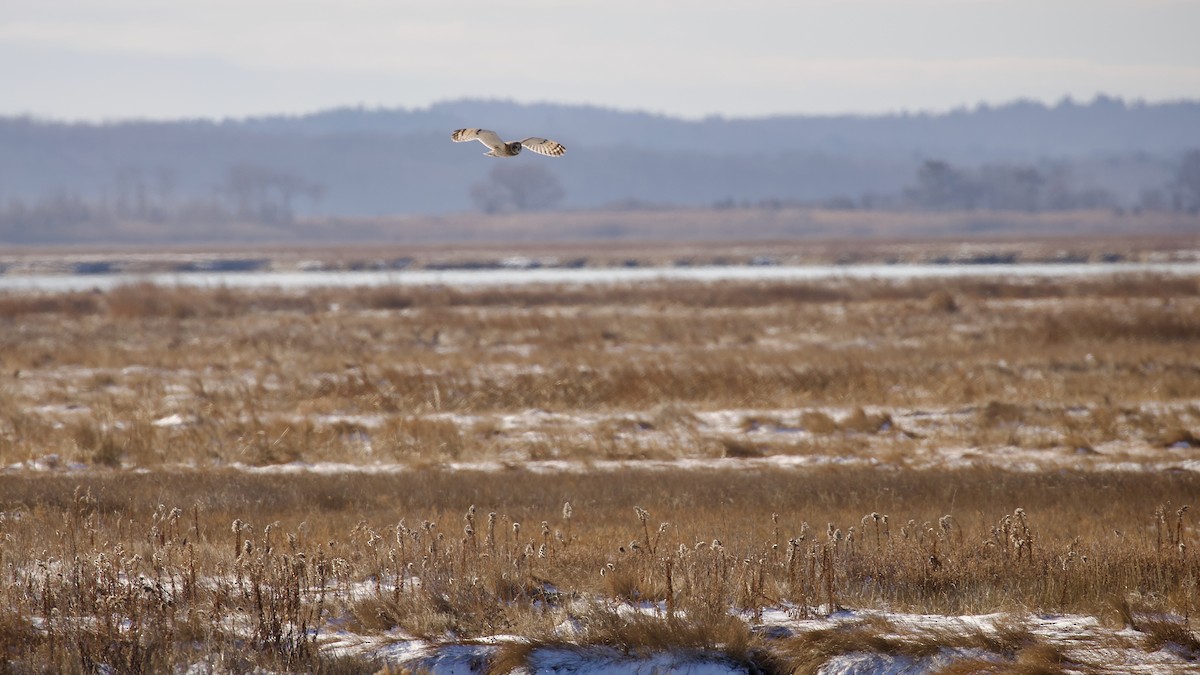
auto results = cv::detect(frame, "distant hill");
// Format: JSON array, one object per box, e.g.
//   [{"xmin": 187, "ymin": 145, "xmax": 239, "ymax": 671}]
[
  {"xmin": 0, "ymin": 96, "xmax": 1197, "ymax": 226},
  {"xmin": 253, "ymin": 96, "xmax": 1200, "ymax": 159}
]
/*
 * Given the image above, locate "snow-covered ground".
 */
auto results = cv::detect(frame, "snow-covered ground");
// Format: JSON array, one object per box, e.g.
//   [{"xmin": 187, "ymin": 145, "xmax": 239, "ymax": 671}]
[
  {"xmin": 21, "ymin": 559, "xmax": 1197, "ymax": 673},
  {"xmin": 319, "ymin": 603, "xmax": 1199, "ymax": 673},
  {"xmin": 4, "ymin": 261, "xmax": 1200, "ymax": 293},
  {"xmin": 9, "ymin": 402, "xmax": 1199, "ymax": 475}
]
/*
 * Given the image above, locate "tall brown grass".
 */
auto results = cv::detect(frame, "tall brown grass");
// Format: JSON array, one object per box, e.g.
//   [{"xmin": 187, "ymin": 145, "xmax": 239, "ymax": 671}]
[
  {"xmin": 1, "ymin": 273, "xmax": 1197, "ymax": 469},
  {"xmin": 0, "ymin": 467, "xmax": 1195, "ymax": 671},
  {"xmin": 0, "ymin": 262, "xmax": 1198, "ymax": 670}
]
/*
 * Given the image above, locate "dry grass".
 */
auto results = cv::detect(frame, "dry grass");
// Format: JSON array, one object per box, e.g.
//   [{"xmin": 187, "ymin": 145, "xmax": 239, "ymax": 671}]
[
  {"xmin": 0, "ymin": 467, "xmax": 1196, "ymax": 671},
  {"xmin": 1, "ymin": 272, "xmax": 1198, "ymax": 469},
  {"xmin": 0, "ymin": 258, "xmax": 1199, "ymax": 670},
  {"xmin": 2, "ymin": 209, "xmax": 1197, "ymax": 259},
  {"xmin": 766, "ymin": 615, "xmax": 1072, "ymax": 675}
]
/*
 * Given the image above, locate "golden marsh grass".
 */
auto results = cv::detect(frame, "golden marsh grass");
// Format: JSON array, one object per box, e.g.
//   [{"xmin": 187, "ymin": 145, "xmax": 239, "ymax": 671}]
[
  {"xmin": 1, "ymin": 273, "xmax": 1198, "ymax": 469},
  {"xmin": 0, "ymin": 264, "xmax": 1198, "ymax": 670},
  {"xmin": 0, "ymin": 467, "xmax": 1196, "ymax": 671}
]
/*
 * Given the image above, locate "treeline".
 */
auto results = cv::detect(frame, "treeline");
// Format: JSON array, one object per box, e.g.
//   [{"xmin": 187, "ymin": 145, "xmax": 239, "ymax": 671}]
[
  {"xmin": 904, "ymin": 151, "xmax": 1200, "ymax": 213},
  {"xmin": 0, "ymin": 163, "xmax": 323, "ymax": 244},
  {"xmin": 711, "ymin": 151, "xmax": 1200, "ymax": 215},
  {"xmin": 3, "ymin": 152, "xmax": 1198, "ymax": 245},
  {"xmin": 2, "ymin": 97, "xmax": 1199, "ymax": 243}
]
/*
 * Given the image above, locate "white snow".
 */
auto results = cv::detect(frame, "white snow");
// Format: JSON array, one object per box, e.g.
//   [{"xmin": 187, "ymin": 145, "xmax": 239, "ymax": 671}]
[
  {"xmin": 151, "ymin": 413, "xmax": 188, "ymax": 427},
  {"xmin": 314, "ymin": 604, "xmax": 1199, "ymax": 673},
  {"xmin": 4, "ymin": 261, "xmax": 1200, "ymax": 293}
]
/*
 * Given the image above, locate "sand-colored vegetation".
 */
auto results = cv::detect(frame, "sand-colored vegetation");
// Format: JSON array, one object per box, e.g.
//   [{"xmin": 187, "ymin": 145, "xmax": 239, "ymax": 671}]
[{"xmin": 0, "ymin": 261, "xmax": 1198, "ymax": 671}]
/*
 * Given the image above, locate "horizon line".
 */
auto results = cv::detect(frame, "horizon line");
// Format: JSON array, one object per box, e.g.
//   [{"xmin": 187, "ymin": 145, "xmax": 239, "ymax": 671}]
[{"xmin": 3, "ymin": 92, "xmax": 1198, "ymax": 127}]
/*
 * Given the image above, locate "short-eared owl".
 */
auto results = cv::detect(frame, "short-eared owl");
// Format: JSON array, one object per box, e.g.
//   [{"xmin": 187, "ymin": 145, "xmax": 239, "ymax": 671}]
[{"xmin": 451, "ymin": 128, "xmax": 566, "ymax": 158}]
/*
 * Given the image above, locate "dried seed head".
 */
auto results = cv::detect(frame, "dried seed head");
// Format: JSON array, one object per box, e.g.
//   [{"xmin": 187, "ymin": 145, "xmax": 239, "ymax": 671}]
[
  {"xmin": 635, "ymin": 506, "xmax": 650, "ymax": 523},
  {"xmin": 562, "ymin": 502, "xmax": 573, "ymax": 520},
  {"xmin": 658, "ymin": 522, "xmax": 670, "ymax": 534}
]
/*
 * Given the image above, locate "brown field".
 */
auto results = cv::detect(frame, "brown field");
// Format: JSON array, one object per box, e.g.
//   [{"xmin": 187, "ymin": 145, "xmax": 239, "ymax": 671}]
[
  {"xmin": 0, "ymin": 253, "xmax": 1199, "ymax": 672},
  {"xmin": 2, "ymin": 218, "xmax": 1198, "ymax": 274},
  {"xmin": 4, "ymin": 204, "xmax": 1196, "ymax": 251}
]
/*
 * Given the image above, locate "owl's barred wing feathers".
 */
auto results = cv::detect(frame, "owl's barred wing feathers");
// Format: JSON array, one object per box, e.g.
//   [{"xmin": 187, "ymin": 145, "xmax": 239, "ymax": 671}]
[
  {"xmin": 519, "ymin": 137, "xmax": 566, "ymax": 157},
  {"xmin": 451, "ymin": 128, "xmax": 505, "ymax": 150},
  {"xmin": 451, "ymin": 128, "xmax": 566, "ymax": 158}
]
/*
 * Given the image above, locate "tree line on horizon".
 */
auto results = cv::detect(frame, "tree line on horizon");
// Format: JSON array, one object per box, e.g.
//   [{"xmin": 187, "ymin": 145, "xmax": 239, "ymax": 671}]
[
  {"xmin": 2, "ymin": 153, "xmax": 1196, "ymax": 245},
  {"xmin": 1, "ymin": 97, "xmax": 1198, "ymax": 244}
]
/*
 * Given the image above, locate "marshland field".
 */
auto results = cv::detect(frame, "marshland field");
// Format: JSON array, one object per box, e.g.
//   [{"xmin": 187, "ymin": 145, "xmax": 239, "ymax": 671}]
[{"xmin": 2, "ymin": 235, "xmax": 1200, "ymax": 673}]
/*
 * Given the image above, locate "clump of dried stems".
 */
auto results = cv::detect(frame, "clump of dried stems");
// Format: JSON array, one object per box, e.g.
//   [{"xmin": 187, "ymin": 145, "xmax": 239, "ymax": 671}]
[
  {"xmin": 0, "ymin": 253, "xmax": 1197, "ymax": 670},
  {"xmin": 1, "ymin": 272, "xmax": 1197, "ymax": 468},
  {"xmin": 0, "ymin": 467, "xmax": 1196, "ymax": 671}
]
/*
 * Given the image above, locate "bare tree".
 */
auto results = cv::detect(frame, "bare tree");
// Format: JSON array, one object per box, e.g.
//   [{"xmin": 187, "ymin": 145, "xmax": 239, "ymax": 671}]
[
  {"xmin": 1173, "ymin": 149, "xmax": 1200, "ymax": 213},
  {"xmin": 469, "ymin": 164, "xmax": 565, "ymax": 214},
  {"xmin": 218, "ymin": 163, "xmax": 323, "ymax": 224},
  {"xmin": 908, "ymin": 160, "xmax": 972, "ymax": 210}
]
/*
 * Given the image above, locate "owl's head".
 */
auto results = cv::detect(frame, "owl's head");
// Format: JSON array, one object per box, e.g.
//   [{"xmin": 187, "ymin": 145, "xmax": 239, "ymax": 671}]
[{"xmin": 507, "ymin": 142, "xmax": 523, "ymax": 155}]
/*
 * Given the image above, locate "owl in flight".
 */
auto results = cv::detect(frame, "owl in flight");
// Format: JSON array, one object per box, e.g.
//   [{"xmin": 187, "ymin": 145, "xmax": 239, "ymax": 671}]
[{"xmin": 451, "ymin": 128, "xmax": 566, "ymax": 158}]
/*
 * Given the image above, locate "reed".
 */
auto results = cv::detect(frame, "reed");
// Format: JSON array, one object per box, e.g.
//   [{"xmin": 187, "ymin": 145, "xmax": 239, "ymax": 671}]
[
  {"xmin": 2, "ymin": 273, "xmax": 1197, "ymax": 470},
  {"xmin": 0, "ymin": 259, "xmax": 1197, "ymax": 670},
  {"xmin": 0, "ymin": 467, "xmax": 1196, "ymax": 671}
]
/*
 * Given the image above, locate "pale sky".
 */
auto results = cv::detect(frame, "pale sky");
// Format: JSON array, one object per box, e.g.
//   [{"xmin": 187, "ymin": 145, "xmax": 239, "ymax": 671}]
[{"xmin": 1, "ymin": 0, "xmax": 1198, "ymax": 121}]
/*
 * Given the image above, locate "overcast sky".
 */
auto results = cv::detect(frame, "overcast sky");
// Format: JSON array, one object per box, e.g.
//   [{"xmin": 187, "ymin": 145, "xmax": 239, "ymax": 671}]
[{"xmin": 2, "ymin": 0, "xmax": 1197, "ymax": 122}]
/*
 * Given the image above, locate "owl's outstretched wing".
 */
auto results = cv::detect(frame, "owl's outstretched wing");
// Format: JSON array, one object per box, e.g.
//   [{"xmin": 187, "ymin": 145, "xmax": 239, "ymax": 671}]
[
  {"xmin": 451, "ymin": 128, "xmax": 505, "ymax": 150},
  {"xmin": 520, "ymin": 137, "xmax": 566, "ymax": 157}
]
